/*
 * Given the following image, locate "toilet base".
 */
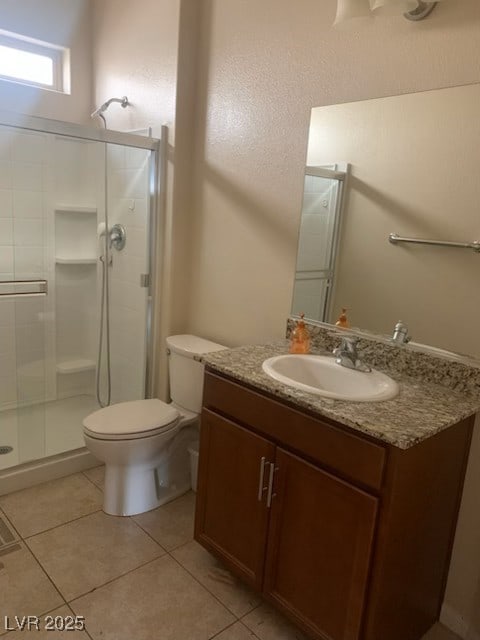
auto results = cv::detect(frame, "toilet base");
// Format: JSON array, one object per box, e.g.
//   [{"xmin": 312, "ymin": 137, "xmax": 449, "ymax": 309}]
[
  {"xmin": 103, "ymin": 464, "xmax": 191, "ymax": 516},
  {"xmin": 100, "ymin": 424, "xmax": 198, "ymax": 516}
]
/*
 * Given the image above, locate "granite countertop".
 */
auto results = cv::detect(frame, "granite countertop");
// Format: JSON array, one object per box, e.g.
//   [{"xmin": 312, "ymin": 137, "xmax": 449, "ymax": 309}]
[{"xmin": 202, "ymin": 341, "xmax": 480, "ymax": 450}]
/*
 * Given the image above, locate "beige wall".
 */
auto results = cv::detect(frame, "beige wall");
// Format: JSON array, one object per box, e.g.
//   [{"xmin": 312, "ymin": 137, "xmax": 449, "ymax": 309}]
[
  {"xmin": 185, "ymin": 0, "xmax": 480, "ymax": 635},
  {"xmin": 0, "ymin": 0, "xmax": 92, "ymax": 124},
  {"xmin": 307, "ymin": 84, "xmax": 480, "ymax": 358},
  {"xmin": 92, "ymin": 0, "xmax": 179, "ymax": 139},
  {"xmin": 186, "ymin": 0, "xmax": 480, "ymax": 347},
  {"xmin": 92, "ymin": 0, "xmax": 200, "ymax": 398}
]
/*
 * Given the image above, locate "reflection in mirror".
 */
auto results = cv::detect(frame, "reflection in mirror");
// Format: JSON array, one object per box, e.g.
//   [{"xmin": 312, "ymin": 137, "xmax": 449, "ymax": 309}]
[
  {"xmin": 292, "ymin": 164, "xmax": 346, "ymax": 323},
  {"xmin": 292, "ymin": 83, "xmax": 480, "ymax": 359}
]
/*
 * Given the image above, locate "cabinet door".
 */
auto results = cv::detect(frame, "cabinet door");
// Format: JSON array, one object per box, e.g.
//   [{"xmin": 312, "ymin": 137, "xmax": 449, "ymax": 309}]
[
  {"xmin": 264, "ymin": 448, "xmax": 378, "ymax": 640},
  {"xmin": 195, "ymin": 409, "xmax": 275, "ymax": 589}
]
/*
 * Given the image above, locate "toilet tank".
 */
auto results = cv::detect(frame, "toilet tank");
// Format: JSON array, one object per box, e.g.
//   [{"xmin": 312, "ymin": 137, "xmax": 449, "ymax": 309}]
[{"xmin": 166, "ymin": 335, "xmax": 226, "ymax": 413}]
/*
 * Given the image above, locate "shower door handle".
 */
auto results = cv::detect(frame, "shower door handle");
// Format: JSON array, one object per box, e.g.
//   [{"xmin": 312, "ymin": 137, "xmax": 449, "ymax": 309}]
[{"xmin": 0, "ymin": 280, "xmax": 48, "ymax": 299}]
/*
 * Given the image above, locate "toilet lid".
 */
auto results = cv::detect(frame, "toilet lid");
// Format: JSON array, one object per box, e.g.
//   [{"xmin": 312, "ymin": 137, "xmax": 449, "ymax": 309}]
[{"xmin": 83, "ymin": 399, "xmax": 179, "ymax": 439}]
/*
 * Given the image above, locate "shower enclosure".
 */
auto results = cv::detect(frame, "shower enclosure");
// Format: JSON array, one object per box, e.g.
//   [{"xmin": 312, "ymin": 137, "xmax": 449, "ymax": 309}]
[
  {"xmin": 0, "ymin": 112, "xmax": 162, "ymax": 475},
  {"xmin": 292, "ymin": 164, "xmax": 347, "ymax": 323}
]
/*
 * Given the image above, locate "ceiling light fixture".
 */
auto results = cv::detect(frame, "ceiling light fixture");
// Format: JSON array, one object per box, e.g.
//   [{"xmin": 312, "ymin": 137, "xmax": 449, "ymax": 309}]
[{"xmin": 334, "ymin": 0, "xmax": 439, "ymax": 26}]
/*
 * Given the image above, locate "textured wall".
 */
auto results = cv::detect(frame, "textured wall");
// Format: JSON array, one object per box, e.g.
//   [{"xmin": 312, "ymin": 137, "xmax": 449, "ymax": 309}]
[
  {"xmin": 0, "ymin": 0, "xmax": 92, "ymax": 124},
  {"xmin": 185, "ymin": 0, "xmax": 480, "ymax": 634},
  {"xmin": 187, "ymin": 0, "xmax": 480, "ymax": 347},
  {"xmin": 92, "ymin": 0, "xmax": 179, "ymax": 139},
  {"xmin": 92, "ymin": 0, "xmax": 201, "ymax": 398}
]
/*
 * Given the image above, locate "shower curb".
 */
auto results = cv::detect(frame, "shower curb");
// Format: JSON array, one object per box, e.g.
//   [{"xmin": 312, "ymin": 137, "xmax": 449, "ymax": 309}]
[{"xmin": 0, "ymin": 449, "xmax": 99, "ymax": 496}]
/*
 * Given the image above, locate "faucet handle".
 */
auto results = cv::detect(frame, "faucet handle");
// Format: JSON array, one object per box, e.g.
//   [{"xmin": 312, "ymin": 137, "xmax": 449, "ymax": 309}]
[
  {"xmin": 333, "ymin": 336, "xmax": 358, "ymax": 358},
  {"xmin": 392, "ymin": 321, "xmax": 411, "ymax": 344},
  {"xmin": 333, "ymin": 337, "xmax": 371, "ymax": 372},
  {"xmin": 335, "ymin": 336, "xmax": 357, "ymax": 352}
]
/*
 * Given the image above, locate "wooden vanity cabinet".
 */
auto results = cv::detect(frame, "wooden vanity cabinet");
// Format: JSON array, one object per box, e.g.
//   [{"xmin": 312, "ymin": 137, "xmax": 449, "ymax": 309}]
[
  {"xmin": 194, "ymin": 408, "xmax": 274, "ymax": 590},
  {"xmin": 264, "ymin": 448, "xmax": 378, "ymax": 640},
  {"xmin": 195, "ymin": 371, "xmax": 474, "ymax": 640}
]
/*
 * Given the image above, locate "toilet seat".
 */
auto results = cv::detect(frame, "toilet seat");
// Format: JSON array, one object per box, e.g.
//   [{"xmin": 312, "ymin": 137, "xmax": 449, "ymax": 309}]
[{"xmin": 83, "ymin": 399, "xmax": 180, "ymax": 441}]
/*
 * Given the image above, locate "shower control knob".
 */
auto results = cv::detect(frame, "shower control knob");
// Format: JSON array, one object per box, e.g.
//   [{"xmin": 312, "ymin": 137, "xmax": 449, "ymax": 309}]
[{"xmin": 109, "ymin": 224, "xmax": 127, "ymax": 251}]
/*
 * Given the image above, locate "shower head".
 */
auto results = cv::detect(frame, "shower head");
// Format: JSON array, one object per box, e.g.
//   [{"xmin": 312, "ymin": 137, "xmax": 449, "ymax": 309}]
[{"xmin": 91, "ymin": 96, "xmax": 130, "ymax": 120}]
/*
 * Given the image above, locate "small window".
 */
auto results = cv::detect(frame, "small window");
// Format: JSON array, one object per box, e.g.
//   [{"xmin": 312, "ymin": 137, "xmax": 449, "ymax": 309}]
[{"xmin": 0, "ymin": 30, "xmax": 70, "ymax": 93}]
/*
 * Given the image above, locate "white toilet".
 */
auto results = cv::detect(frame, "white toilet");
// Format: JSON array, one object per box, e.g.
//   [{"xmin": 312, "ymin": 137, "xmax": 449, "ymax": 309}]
[{"xmin": 83, "ymin": 335, "xmax": 226, "ymax": 516}]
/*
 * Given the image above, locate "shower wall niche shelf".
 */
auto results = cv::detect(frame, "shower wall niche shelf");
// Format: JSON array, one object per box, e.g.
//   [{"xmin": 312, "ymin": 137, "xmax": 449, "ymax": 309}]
[
  {"xmin": 55, "ymin": 205, "xmax": 98, "ymax": 215},
  {"xmin": 55, "ymin": 258, "xmax": 97, "ymax": 265},
  {"xmin": 55, "ymin": 206, "xmax": 98, "ymax": 263},
  {"xmin": 56, "ymin": 359, "xmax": 96, "ymax": 375}
]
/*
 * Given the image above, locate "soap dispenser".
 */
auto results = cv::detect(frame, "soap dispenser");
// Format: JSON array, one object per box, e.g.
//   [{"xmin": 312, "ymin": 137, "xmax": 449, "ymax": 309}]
[
  {"xmin": 289, "ymin": 313, "xmax": 310, "ymax": 354},
  {"xmin": 335, "ymin": 308, "xmax": 350, "ymax": 329}
]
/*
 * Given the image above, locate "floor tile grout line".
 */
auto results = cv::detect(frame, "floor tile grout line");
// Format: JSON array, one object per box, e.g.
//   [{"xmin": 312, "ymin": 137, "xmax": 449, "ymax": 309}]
[
  {"xmin": 238, "ymin": 619, "xmax": 263, "ymax": 640},
  {"xmin": 21, "ymin": 537, "xmax": 69, "ymax": 609},
  {"xmin": 208, "ymin": 618, "xmax": 263, "ymax": 640},
  {"xmin": 81, "ymin": 469, "xmax": 104, "ymax": 491},
  {"xmin": 167, "ymin": 549, "xmax": 256, "ymax": 621},
  {"xmin": 164, "ymin": 536, "xmax": 198, "ymax": 553},
  {"xmin": 130, "ymin": 510, "xmax": 198, "ymax": 553},
  {"xmin": 239, "ymin": 602, "xmax": 263, "ymax": 618},
  {"xmin": 126, "ymin": 515, "xmax": 169, "ymax": 554},
  {"xmin": 21, "ymin": 507, "xmax": 104, "ymax": 541},
  {"xmin": 67, "ymin": 553, "xmax": 167, "ymax": 605},
  {"xmin": 63, "ymin": 603, "xmax": 95, "ymax": 640}
]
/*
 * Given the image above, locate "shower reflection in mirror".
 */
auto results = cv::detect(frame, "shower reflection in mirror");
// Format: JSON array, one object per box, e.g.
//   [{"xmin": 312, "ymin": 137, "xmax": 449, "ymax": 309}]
[{"xmin": 292, "ymin": 164, "xmax": 347, "ymax": 323}]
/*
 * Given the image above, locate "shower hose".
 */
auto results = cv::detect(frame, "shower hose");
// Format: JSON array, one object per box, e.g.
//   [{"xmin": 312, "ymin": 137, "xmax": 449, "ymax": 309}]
[
  {"xmin": 96, "ymin": 145, "xmax": 112, "ymax": 408},
  {"xmin": 96, "ymin": 240, "xmax": 111, "ymax": 408}
]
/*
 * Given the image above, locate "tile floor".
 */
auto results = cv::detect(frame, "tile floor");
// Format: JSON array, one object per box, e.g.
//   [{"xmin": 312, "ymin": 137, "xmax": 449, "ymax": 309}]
[{"xmin": 0, "ymin": 467, "xmax": 462, "ymax": 640}]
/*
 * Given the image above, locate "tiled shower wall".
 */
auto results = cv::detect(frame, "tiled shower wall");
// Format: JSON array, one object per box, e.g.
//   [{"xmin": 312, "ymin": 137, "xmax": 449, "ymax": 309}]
[
  {"xmin": 53, "ymin": 137, "xmax": 101, "ymax": 401},
  {"xmin": 0, "ymin": 126, "xmax": 55, "ymax": 411}
]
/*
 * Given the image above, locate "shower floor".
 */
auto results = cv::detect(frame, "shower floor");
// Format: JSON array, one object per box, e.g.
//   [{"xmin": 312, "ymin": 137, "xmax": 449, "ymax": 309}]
[{"xmin": 0, "ymin": 395, "xmax": 99, "ymax": 471}]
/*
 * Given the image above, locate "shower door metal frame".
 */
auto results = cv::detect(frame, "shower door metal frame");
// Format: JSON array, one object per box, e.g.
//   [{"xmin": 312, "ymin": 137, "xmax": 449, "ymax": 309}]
[
  {"xmin": 0, "ymin": 109, "xmax": 158, "ymax": 150},
  {"xmin": 144, "ymin": 126, "xmax": 167, "ymax": 400},
  {"xmin": 0, "ymin": 108, "xmax": 164, "ymax": 401}
]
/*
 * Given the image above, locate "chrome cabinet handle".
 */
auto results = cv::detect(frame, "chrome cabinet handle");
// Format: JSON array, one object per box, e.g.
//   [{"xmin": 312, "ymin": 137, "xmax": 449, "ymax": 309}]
[
  {"xmin": 257, "ymin": 457, "xmax": 267, "ymax": 501},
  {"xmin": 266, "ymin": 464, "xmax": 278, "ymax": 508}
]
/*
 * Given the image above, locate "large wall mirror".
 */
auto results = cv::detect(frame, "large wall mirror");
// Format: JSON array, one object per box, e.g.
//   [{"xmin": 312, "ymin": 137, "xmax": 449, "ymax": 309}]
[{"xmin": 292, "ymin": 83, "xmax": 480, "ymax": 359}]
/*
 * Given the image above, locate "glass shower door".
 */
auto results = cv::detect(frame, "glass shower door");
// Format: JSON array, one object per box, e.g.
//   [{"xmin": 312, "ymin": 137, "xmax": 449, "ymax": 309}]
[
  {"xmin": 104, "ymin": 142, "xmax": 153, "ymax": 405},
  {"xmin": 0, "ymin": 118, "xmax": 159, "ymax": 474},
  {"xmin": 0, "ymin": 125, "xmax": 48, "ymax": 470}
]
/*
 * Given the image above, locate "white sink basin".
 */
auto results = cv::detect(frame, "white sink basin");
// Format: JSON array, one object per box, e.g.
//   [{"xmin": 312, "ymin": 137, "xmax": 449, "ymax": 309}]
[{"xmin": 262, "ymin": 354, "xmax": 399, "ymax": 402}]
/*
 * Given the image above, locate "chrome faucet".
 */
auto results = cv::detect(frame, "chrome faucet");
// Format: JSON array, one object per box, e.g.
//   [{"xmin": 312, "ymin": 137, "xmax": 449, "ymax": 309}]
[
  {"xmin": 333, "ymin": 337, "xmax": 371, "ymax": 373},
  {"xmin": 392, "ymin": 321, "xmax": 411, "ymax": 345}
]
